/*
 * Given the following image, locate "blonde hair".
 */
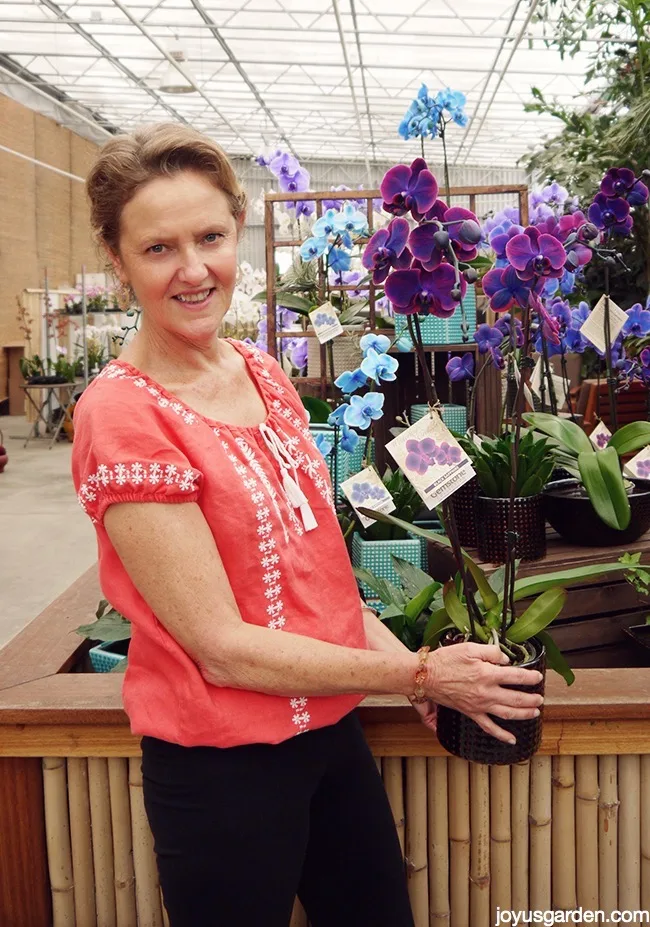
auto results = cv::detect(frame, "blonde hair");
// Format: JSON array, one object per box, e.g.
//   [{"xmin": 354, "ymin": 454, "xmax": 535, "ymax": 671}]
[{"xmin": 86, "ymin": 123, "xmax": 247, "ymax": 254}]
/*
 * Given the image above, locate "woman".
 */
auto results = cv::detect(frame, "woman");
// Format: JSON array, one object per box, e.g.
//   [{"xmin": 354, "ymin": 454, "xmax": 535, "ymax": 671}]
[{"xmin": 73, "ymin": 124, "xmax": 543, "ymax": 927}]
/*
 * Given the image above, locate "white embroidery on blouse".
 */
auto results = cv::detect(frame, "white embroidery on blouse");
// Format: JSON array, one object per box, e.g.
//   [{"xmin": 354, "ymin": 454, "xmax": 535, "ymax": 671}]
[
  {"xmin": 221, "ymin": 430, "xmax": 310, "ymax": 735},
  {"xmin": 77, "ymin": 462, "xmax": 200, "ymax": 523}
]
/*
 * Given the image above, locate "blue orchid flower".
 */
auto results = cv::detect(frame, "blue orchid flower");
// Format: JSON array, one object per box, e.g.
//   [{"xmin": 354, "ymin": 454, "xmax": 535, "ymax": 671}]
[
  {"xmin": 564, "ymin": 329, "xmax": 588, "ymax": 354},
  {"xmin": 328, "ymin": 248, "xmax": 351, "ymax": 273},
  {"xmin": 360, "ymin": 348, "xmax": 399, "ymax": 384},
  {"xmin": 312, "ymin": 208, "xmax": 340, "ymax": 240},
  {"xmin": 395, "ymin": 336, "xmax": 412, "ymax": 352},
  {"xmin": 344, "ymin": 392, "xmax": 385, "ymax": 430},
  {"xmin": 623, "ymin": 303, "xmax": 650, "ymax": 338},
  {"xmin": 314, "ymin": 433, "xmax": 333, "ymax": 458},
  {"xmin": 334, "ymin": 367, "xmax": 368, "ymax": 394},
  {"xmin": 328, "ymin": 404, "xmax": 349, "ymax": 427},
  {"xmin": 333, "ymin": 202, "xmax": 368, "ymax": 239},
  {"xmin": 300, "ymin": 237, "xmax": 328, "ymax": 261},
  {"xmin": 571, "ymin": 301, "xmax": 591, "ymax": 330},
  {"xmin": 340, "ymin": 425, "xmax": 360, "ymax": 453},
  {"xmin": 359, "ymin": 333, "xmax": 391, "ymax": 356}
]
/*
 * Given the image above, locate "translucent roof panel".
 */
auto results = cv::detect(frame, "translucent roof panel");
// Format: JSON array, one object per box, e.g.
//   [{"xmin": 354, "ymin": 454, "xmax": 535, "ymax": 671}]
[{"xmin": 0, "ymin": 0, "xmax": 631, "ymax": 166}]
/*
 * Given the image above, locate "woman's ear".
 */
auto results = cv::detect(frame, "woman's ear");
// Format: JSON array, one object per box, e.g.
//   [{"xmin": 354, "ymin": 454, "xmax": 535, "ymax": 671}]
[
  {"xmin": 106, "ymin": 247, "xmax": 128, "ymax": 285},
  {"xmin": 236, "ymin": 211, "xmax": 247, "ymax": 240}
]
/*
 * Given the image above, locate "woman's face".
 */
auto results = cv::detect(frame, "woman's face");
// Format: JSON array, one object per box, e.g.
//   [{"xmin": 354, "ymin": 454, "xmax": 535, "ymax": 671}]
[{"xmin": 113, "ymin": 170, "xmax": 240, "ymax": 344}]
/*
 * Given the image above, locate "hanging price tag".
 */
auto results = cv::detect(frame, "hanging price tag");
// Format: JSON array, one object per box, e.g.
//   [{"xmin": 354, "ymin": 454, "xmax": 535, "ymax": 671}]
[
  {"xmin": 341, "ymin": 467, "xmax": 396, "ymax": 528},
  {"xmin": 309, "ymin": 302, "xmax": 344, "ymax": 344},
  {"xmin": 385, "ymin": 413, "xmax": 475, "ymax": 510},
  {"xmin": 623, "ymin": 446, "xmax": 650, "ymax": 480},
  {"xmin": 579, "ymin": 295, "xmax": 627, "ymax": 353}
]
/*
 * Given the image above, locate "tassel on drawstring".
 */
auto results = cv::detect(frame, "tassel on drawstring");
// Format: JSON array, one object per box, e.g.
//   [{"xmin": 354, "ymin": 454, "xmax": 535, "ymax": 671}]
[{"xmin": 260, "ymin": 423, "xmax": 318, "ymax": 532}]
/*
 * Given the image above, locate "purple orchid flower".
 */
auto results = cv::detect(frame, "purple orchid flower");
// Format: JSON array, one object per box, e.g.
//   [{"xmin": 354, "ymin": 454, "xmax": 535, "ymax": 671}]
[
  {"xmin": 294, "ymin": 200, "xmax": 315, "ymax": 218},
  {"xmin": 384, "ymin": 264, "xmax": 465, "ymax": 318},
  {"xmin": 623, "ymin": 303, "xmax": 650, "ymax": 338},
  {"xmin": 482, "ymin": 265, "xmax": 542, "ymax": 312},
  {"xmin": 600, "ymin": 168, "xmax": 649, "ymax": 207},
  {"xmin": 489, "ymin": 223, "xmax": 524, "ymax": 261},
  {"xmin": 546, "ymin": 296, "xmax": 572, "ymax": 329},
  {"xmin": 588, "ymin": 194, "xmax": 633, "ymax": 236},
  {"xmin": 362, "ymin": 218, "xmax": 410, "ymax": 284},
  {"xmin": 537, "ymin": 301, "xmax": 562, "ymax": 346},
  {"xmin": 494, "ymin": 313, "xmax": 524, "ymax": 348},
  {"xmin": 446, "ymin": 353, "xmax": 475, "ymax": 382},
  {"xmin": 278, "ymin": 167, "xmax": 310, "ymax": 194},
  {"xmin": 474, "ymin": 323, "xmax": 503, "ymax": 355},
  {"xmin": 564, "ymin": 328, "xmax": 587, "ymax": 354},
  {"xmin": 541, "ymin": 181, "xmax": 569, "ymax": 208},
  {"xmin": 506, "ymin": 227, "xmax": 567, "ymax": 281},
  {"xmin": 380, "ymin": 158, "xmax": 438, "ymax": 219},
  {"xmin": 269, "ymin": 152, "xmax": 302, "ymax": 179},
  {"xmin": 571, "ymin": 301, "xmax": 591, "ymax": 330},
  {"xmin": 444, "ymin": 206, "xmax": 481, "ymax": 261},
  {"xmin": 490, "ymin": 347, "xmax": 506, "ymax": 370}
]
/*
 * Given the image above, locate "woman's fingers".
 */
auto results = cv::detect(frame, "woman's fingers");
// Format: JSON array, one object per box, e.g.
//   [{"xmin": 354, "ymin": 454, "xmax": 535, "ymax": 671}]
[
  {"xmin": 490, "ymin": 703, "xmax": 542, "ymax": 722},
  {"xmin": 471, "ymin": 713, "xmax": 517, "ymax": 745},
  {"xmin": 495, "ymin": 666, "xmax": 544, "ymax": 686}
]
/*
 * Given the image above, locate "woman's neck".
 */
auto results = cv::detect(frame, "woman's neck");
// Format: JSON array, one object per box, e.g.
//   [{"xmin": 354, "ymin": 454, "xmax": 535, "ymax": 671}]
[{"xmin": 119, "ymin": 320, "xmax": 231, "ymax": 384}]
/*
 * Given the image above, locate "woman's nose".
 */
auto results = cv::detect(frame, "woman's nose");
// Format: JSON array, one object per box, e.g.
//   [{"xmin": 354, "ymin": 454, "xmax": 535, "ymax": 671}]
[{"xmin": 177, "ymin": 249, "xmax": 208, "ymax": 284}]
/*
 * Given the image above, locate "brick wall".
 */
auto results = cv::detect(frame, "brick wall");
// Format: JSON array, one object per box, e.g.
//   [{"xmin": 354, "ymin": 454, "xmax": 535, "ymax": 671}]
[{"xmin": 0, "ymin": 97, "xmax": 101, "ymax": 400}]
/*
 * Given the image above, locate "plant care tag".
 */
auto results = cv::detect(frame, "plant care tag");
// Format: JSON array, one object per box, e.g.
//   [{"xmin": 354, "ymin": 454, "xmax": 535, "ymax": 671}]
[
  {"xmin": 579, "ymin": 295, "xmax": 628, "ymax": 353},
  {"xmin": 590, "ymin": 420, "xmax": 612, "ymax": 451},
  {"xmin": 551, "ymin": 374, "xmax": 568, "ymax": 410},
  {"xmin": 385, "ymin": 413, "xmax": 475, "ymax": 510},
  {"xmin": 341, "ymin": 466, "xmax": 396, "ymax": 528},
  {"xmin": 309, "ymin": 302, "xmax": 344, "ymax": 344},
  {"xmin": 529, "ymin": 357, "xmax": 544, "ymax": 397},
  {"xmin": 623, "ymin": 446, "xmax": 650, "ymax": 480},
  {"xmin": 512, "ymin": 360, "xmax": 536, "ymax": 411}
]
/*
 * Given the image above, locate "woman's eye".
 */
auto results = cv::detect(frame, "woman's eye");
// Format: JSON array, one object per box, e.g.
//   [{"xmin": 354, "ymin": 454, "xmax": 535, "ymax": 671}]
[
  {"xmin": 149, "ymin": 243, "xmax": 165, "ymax": 254},
  {"xmin": 204, "ymin": 232, "xmax": 223, "ymax": 243}
]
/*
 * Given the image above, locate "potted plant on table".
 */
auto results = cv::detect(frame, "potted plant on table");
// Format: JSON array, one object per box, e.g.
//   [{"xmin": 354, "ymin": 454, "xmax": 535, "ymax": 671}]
[
  {"xmin": 356, "ymin": 506, "xmax": 645, "ymax": 764},
  {"xmin": 76, "ymin": 600, "xmax": 131, "ymax": 673}
]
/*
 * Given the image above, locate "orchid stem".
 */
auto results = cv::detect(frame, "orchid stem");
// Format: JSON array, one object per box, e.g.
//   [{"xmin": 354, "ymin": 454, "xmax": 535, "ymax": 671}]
[
  {"xmin": 407, "ymin": 315, "xmax": 440, "ymax": 408},
  {"xmin": 604, "ymin": 265, "xmax": 619, "ymax": 432}
]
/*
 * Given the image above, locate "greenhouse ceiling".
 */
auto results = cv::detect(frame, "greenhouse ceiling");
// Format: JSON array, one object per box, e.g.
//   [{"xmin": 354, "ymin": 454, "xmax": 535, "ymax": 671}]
[{"xmin": 0, "ymin": 0, "xmax": 622, "ymax": 168}]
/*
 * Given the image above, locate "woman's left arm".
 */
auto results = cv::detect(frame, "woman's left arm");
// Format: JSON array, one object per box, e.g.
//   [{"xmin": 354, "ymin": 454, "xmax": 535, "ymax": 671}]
[{"xmin": 361, "ymin": 604, "xmax": 437, "ymax": 732}]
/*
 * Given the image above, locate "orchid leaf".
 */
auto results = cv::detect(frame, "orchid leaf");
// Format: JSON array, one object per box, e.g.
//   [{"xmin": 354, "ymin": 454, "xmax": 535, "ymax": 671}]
[
  {"xmin": 512, "ymin": 561, "xmax": 643, "ymax": 600},
  {"xmin": 302, "ymin": 396, "xmax": 332, "ymax": 424},
  {"xmin": 378, "ymin": 604, "xmax": 406, "ymax": 622},
  {"xmin": 608, "ymin": 422, "xmax": 650, "ymax": 457},
  {"xmin": 404, "ymin": 582, "xmax": 442, "ymax": 623},
  {"xmin": 76, "ymin": 610, "xmax": 131, "ymax": 642},
  {"xmin": 524, "ymin": 412, "xmax": 592, "ymax": 455},
  {"xmin": 507, "ymin": 587, "xmax": 567, "ymax": 643},
  {"xmin": 391, "ymin": 555, "xmax": 438, "ymax": 598},
  {"xmin": 463, "ymin": 557, "xmax": 498, "ymax": 610},
  {"xmin": 578, "ymin": 448, "xmax": 629, "ymax": 530},
  {"xmin": 423, "ymin": 610, "xmax": 453, "ymax": 647},
  {"xmin": 537, "ymin": 630, "xmax": 575, "ymax": 686},
  {"xmin": 443, "ymin": 581, "xmax": 471, "ymax": 634},
  {"xmin": 353, "ymin": 568, "xmax": 405, "ymax": 607}
]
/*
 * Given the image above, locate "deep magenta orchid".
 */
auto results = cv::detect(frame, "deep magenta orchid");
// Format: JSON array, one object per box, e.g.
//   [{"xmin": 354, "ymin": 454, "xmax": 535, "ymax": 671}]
[
  {"xmin": 444, "ymin": 206, "xmax": 481, "ymax": 260},
  {"xmin": 381, "ymin": 158, "xmax": 438, "ymax": 219},
  {"xmin": 588, "ymin": 194, "xmax": 633, "ymax": 236},
  {"xmin": 505, "ymin": 227, "xmax": 566, "ymax": 281},
  {"xmin": 361, "ymin": 218, "xmax": 411, "ymax": 284},
  {"xmin": 384, "ymin": 264, "xmax": 466, "ymax": 317},
  {"xmin": 482, "ymin": 265, "xmax": 543, "ymax": 312},
  {"xmin": 600, "ymin": 168, "xmax": 649, "ymax": 207}
]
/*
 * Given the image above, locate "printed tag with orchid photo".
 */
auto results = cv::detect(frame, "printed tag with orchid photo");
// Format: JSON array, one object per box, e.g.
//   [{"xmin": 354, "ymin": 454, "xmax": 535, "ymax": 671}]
[
  {"xmin": 589, "ymin": 421, "xmax": 612, "ymax": 451},
  {"xmin": 340, "ymin": 467, "xmax": 396, "ymax": 528},
  {"xmin": 386, "ymin": 413, "xmax": 475, "ymax": 510},
  {"xmin": 623, "ymin": 446, "xmax": 650, "ymax": 481},
  {"xmin": 579, "ymin": 295, "xmax": 628, "ymax": 353},
  {"xmin": 309, "ymin": 302, "xmax": 344, "ymax": 344}
]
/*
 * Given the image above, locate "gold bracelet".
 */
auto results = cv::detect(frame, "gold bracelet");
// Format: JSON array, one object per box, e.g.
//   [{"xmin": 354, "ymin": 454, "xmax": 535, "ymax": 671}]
[{"xmin": 410, "ymin": 645, "xmax": 431, "ymax": 704}]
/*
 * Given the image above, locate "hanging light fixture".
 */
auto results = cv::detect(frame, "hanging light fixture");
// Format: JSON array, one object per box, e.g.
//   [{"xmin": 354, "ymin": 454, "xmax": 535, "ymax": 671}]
[{"xmin": 160, "ymin": 44, "xmax": 197, "ymax": 94}]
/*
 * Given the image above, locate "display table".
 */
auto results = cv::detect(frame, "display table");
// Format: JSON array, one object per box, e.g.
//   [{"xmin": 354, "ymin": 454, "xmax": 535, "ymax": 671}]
[
  {"xmin": 2, "ymin": 539, "xmax": 650, "ymax": 926},
  {"xmin": 20, "ymin": 380, "xmax": 79, "ymax": 448}
]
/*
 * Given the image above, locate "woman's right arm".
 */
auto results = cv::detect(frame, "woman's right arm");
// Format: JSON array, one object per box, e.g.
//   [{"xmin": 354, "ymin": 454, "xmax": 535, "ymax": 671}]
[{"xmin": 104, "ymin": 501, "xmax": 543, "ymax": 742}]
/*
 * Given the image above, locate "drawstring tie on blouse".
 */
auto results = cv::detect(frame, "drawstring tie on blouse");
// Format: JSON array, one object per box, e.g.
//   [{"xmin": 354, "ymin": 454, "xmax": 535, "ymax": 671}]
[{"xmin": 259, "ymin": 423, "xmax": 318, "ymax": 532}]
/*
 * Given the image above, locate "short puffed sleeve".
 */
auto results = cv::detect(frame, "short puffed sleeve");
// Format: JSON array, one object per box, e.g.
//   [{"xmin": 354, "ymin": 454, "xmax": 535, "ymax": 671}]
[{"xmin": 71, "ymin": 377, "xmax": 202, "ymax": 525}]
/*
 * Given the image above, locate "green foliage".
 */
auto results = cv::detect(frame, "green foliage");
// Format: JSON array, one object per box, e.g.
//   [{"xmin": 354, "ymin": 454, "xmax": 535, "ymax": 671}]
[
  {"xmin": 356, "ymin": 507, "xmax": 647, "ymax": 680},
  {"xmin": 619, "ymin": 552, "xmax": 650, "ymax": 598},
  {"xmin": 76, "ymin": 599, "xmax": 131, "ymax": 643},
  {"xmin": 460, "ymin": 431, "xmax": 555, "ymax": 499},
  {"xmin": 301, "ymin": 396, "xmax": 332, "ymax": 424}
]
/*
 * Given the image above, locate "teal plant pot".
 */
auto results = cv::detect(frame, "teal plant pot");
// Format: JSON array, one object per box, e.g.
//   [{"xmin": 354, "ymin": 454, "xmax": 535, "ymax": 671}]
[
  {"xmin": 352, "ymin": 533, "xmax": 427, "ymax": 601},
  {"xmin": 406, "ymin": 285, "xmax": 477, "ymax": 346},
  {"xmin": 89, "ymin": 639, "xmax": 129, "ymax": 673}
]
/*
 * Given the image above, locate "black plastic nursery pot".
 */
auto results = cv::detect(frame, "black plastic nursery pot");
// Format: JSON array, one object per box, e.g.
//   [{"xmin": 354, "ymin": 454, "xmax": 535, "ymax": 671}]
[
  {"xmin": 436, "ymin": 637, "xmax": 546, "ymax": 765},
  {"xmin": 476, "ymin": 493, "xmax": 546, "ymax": 564},
  {"xmin": 449, "ymin": 476, "xmax": 479, "ymax": 547},
  {"xmin": 26, "ymin": 375, "xmax": 70, "ymax": 385},
  {"xmin": 543, "ymin": 478, "xmax": 650, "ymax": 547}
]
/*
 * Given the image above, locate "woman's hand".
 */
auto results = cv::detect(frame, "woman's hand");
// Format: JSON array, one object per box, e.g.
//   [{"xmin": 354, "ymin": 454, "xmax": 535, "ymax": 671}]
[
  {"xmin": 411, "ymin": 698, "xmax": 437, "ymax": 733},
  {"xmin": 425, "ymin": 643, "xmax": 543, "ymax": 744}
]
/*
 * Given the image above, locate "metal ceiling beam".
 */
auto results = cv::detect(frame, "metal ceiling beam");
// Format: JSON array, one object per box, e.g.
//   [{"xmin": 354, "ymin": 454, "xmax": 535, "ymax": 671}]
[
  {"xmin": 37, "ymin": 0, "xmax": 194, "ymax": 130},
  {"xmin": 349, "ymin": 0, "xmax": 376, "ymax": 162},
  {"xmin": 186, "ymin": 0, "xmax": 296, "ymax": 156},
  {"xmin": 460, "ymin": 0, "xmax": 542, "ymax": 166},
  {"xmin": 108, "ymin": 0, "xmax": 256, "ymax": 154},
  {"xmin": 331, "ymin": 0, "xmax": 372, "ymax": 180}
]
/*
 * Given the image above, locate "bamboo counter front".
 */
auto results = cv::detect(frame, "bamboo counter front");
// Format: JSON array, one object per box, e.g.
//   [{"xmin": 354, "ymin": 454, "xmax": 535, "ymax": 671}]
[{"xmin": 2, "ymin": 542, "xmax": 650, "ymax": 927}]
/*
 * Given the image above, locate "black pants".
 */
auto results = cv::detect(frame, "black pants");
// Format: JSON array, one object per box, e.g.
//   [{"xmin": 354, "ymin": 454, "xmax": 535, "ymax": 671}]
[{"xmin": 141, "ymin": 711, "xmax": 414, "ymax": 927}]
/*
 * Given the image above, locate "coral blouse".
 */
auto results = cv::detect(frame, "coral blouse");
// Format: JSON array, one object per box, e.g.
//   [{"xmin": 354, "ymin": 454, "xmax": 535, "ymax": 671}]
[{"xmin": 71, "ymin": 339, "xmax": 367, "ymax": 747}]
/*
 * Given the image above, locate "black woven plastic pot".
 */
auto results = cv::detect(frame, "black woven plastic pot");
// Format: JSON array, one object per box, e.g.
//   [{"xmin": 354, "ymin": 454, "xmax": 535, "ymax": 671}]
[
  {"xmin": 476, "ymin": 494, "xmax": 546, "ymax": 564},
  {"xmin": 436, "ymin": 637, "xmax": 546, "ymax": 765},
  {"xmin": 543, "ymin": 478, "xmax": 650, "ymax": 546},
  {"xmin": 450, "ymin": 476, "xmax": 479, "ymax": 547}
]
